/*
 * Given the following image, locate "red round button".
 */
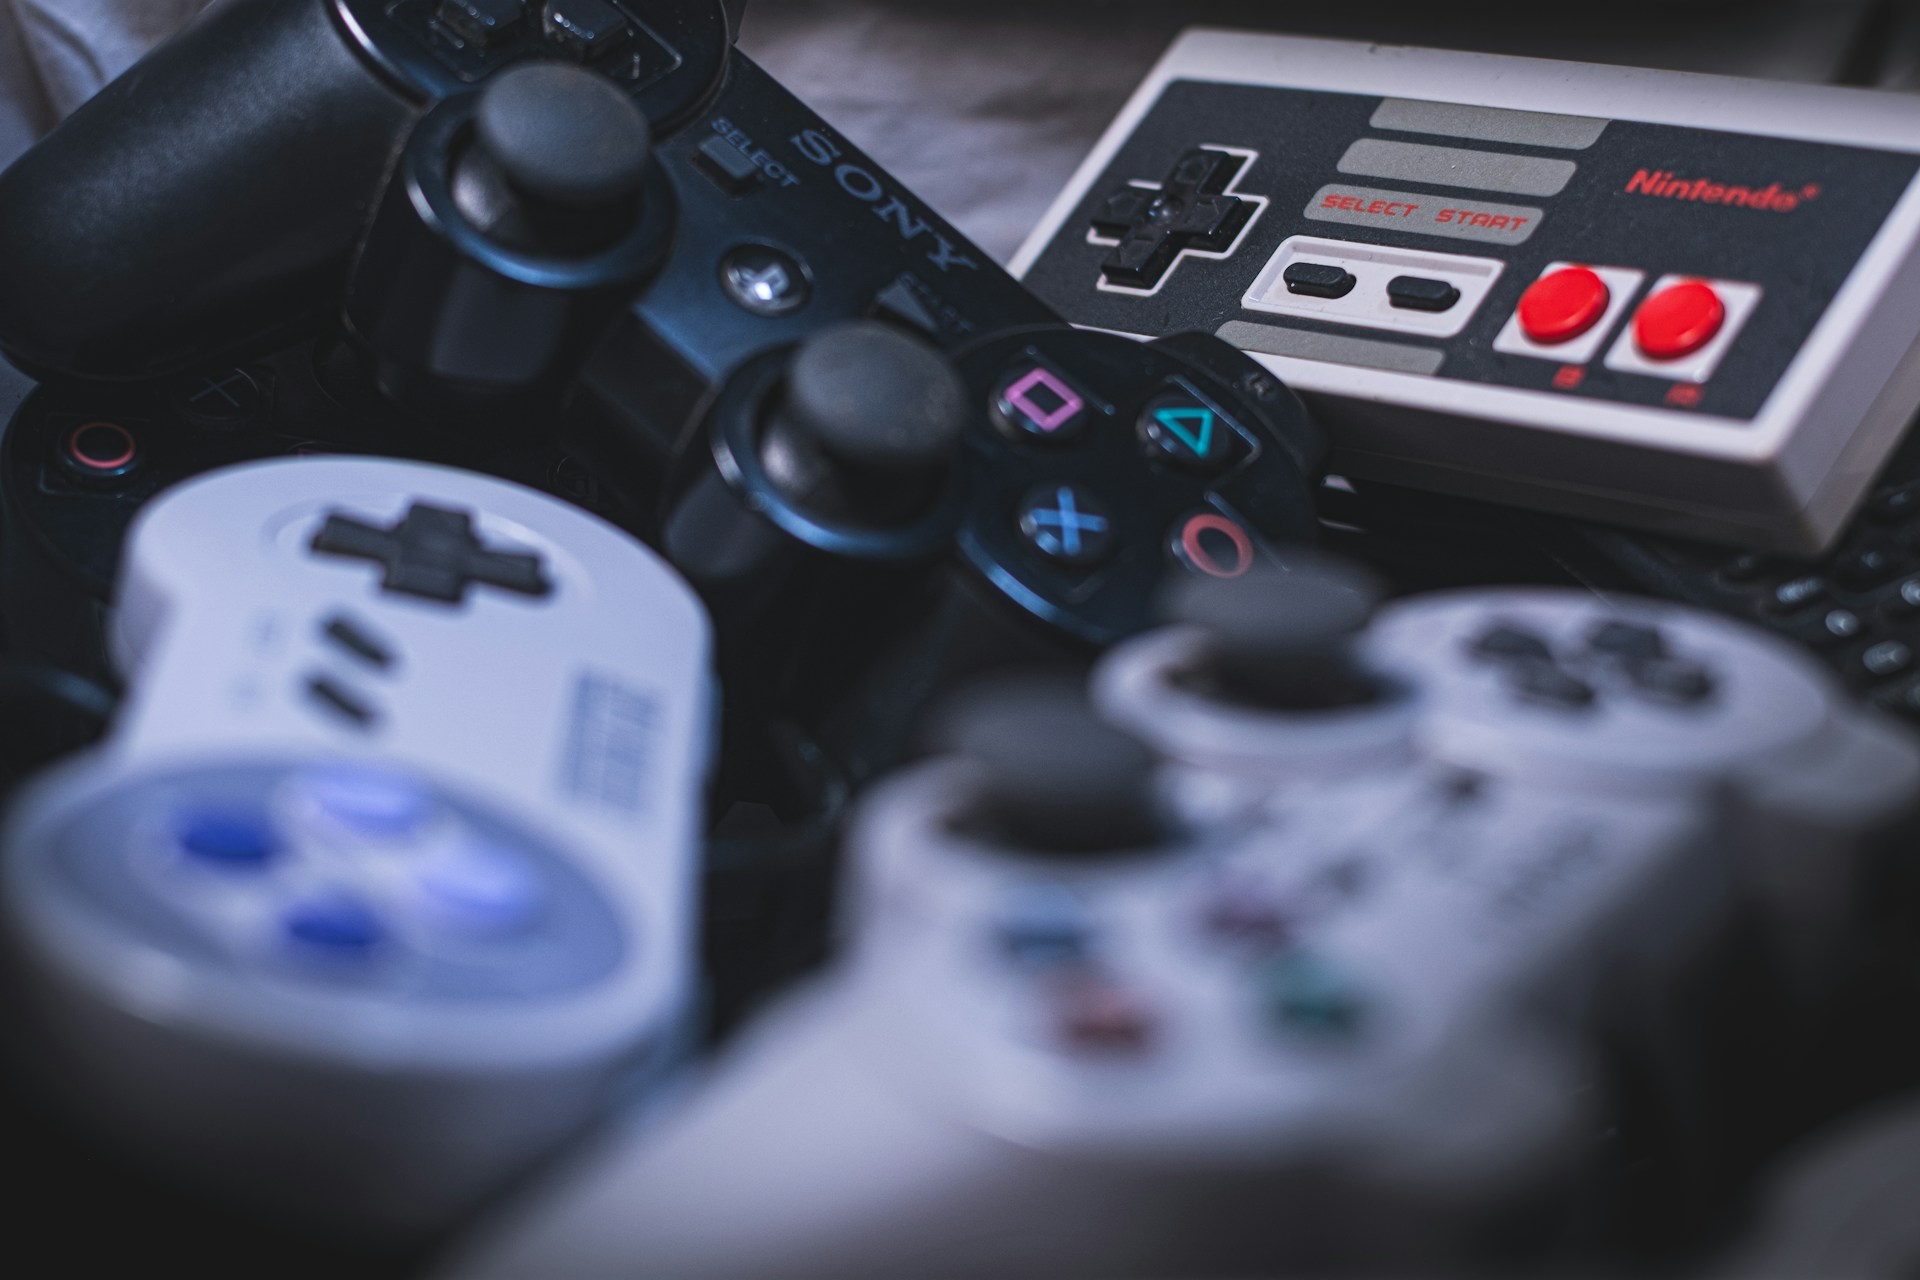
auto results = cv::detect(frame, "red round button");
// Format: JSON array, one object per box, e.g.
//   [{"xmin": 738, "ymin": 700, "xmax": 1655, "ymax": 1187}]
[
  {"xmin": 1517, "ymin": 266, "xmax": 1612, "ymax": 346},
  {"xmin": 1634, "ymin": 280, "xmax": 1726, "ymax": 362}
]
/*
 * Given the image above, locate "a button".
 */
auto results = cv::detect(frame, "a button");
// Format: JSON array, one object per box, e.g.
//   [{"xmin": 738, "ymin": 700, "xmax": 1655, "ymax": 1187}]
[
  {"xmin": 1386, "ymin": 275, "xmax": 1461, "ymax": 312},
  {"xmin": 996, "ymin": 885, "xmax": 1095, "ymax": 967},
  {"xmin": 289, "ymin": 767, "xmax": 436, "ymax": 842},
  {"xmin": 1872, "ymin": 679, "xmax": 1920, "ymax": 719},
  {"xmin": 1517, "ymin": 266, "xmax": 1612, "ymax": 346},
  {"xmin": 1586, "ymin": 620, "xmax": 1667, "ymax": 664},
  {"xmin": 1470, "ymin": 624, "xmax": 1554, "ymax": 664},
  {"xmin": 1885, "ymin": 577, "xmax": 1920, "ymax": 618},
  {"xmin": 1171, "ymin": 511, "xmax": 1256, "ymax": 580},
  {"xmin": 719, "ymin": 244, "xmax": 811, "ymax": 317},
  {"xmin": 1818, "ymin": 609, "xmax": 1866, "ymax": 644},
  {"xmin": 1837, "ymin": 546, "xmax": 1907, "ymax": 590},
  {"xmin": 994, "ymin": 363, "xmax": 1091, "ymax": 441},
  {"xmin": 1506, "ymin": 662, "xmax": 1596, "ymax": 710},
  {"xmin": 322, "ymin": 614, "xmax": 396, "ymax": 671},
  {"xmin": 1765, "ymin": 576, "xmax": 1831, "ymax": 616},
  {"xmin": 1630, "ymin": 658, "xmax": 1717, "ymax": 705},
  {"xmin": 1870, "ymin": 483, "xmax": 1920, "ymax": 525},
  {"xmin": 436, "ymin": 0, "xmax": 526, "ymax": 49},
  {"xmin": 1864, "ymin": 641, "xmax": 1915, "ymax": 680},
  {"xmin": 1717, "ymin": 554, "xmax": 1779, "ymax": 585},
  {"xmin": 1137, "ymin": 390, "xmax": 1245, "ymax": 475},
  {"xmin": 1090, "ymin": 147, "xmax": 1252, "ymax": 290},
  {"xmin": 1200, "ymin": 880, "xmax": 1294, "ymax": 947},
  {"xmin": 171, "ymin": 368, "xmax": 266, "ymax": 432},
  {"xmin": 176, "ymin": 812, "xmax": 280, "ymax": 869},
  {"xmin": 1017, "ymin": 484, "xmax": 1114, "ymax": 568},
  {"xmin": 1259, "ymin": 953, "xmax": 1364, "ymax": 1037},
  {"xmin": 1282, "ymin": 261, "xmax": 1356, "ymax": 300},
  {"xmin": 282, "ymin": 899, "xmax": 386, "ymax": 956},
  {"xmin": 1049, "ymin": 975, "xmax": 1158, "ymax": 1053},
  {"xmin": 416, "ymin": 841, "xmax": 546, "ymax": 935},
  {"xmin": 311, "ymin": 503, "xmax": 552, "ymax": 604},
  {"xmin": 59, "ymin": 420, "xmax": 141, "ymax": 481},
  {"xmin": 542, "ymin": 0, "xmax": 632, "ymax": 60},
  {"xmin": 695, "ymin": 134, "xmax": 764, "ymax": 196},
  {"xmin": 1634, "ymin": 280, "xmax": 1726, "ymax": 363}
]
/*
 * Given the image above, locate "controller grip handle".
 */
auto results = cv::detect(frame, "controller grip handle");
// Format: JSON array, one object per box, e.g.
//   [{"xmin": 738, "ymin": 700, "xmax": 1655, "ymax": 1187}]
[{"xmin": 0, "ymin": 0, "xmax": 413, "ymax": 382}]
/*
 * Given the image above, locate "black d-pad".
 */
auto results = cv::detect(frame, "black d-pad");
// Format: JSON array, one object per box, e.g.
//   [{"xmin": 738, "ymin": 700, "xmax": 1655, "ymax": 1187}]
[
  {"xmin": 1091, "ymin": 148, "xmax": 1253, "ymax": 291},
  {"xmin": 311, "ymin": 503, "xmax": 553, "ymax": 604}
]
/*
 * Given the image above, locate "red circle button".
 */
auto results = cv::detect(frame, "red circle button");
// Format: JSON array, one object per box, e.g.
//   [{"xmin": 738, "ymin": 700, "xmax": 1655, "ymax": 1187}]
[
  {"xmin": 1517, "ymin": 266, "xmax": 1611, "ymax": 346},
  {"xmin": 1634, "ymin": 280, "xmax": 1726, "ymax": 362}
]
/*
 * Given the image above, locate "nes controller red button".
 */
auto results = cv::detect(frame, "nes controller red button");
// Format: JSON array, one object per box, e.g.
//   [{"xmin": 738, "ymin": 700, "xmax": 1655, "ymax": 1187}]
[
  {"xmin": 1634, "ymin": 280, "xmax": 1727, "ymax": 362},
  {"xmin": 1517, "ymin": 267, "xmax": 1611, "ymax": 346}
]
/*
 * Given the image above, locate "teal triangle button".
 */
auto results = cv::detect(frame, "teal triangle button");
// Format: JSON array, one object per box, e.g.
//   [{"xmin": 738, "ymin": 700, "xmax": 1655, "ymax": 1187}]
[{"xmin": 1154, "ymin": 407, "xmax": 1216, "ymax": 458}]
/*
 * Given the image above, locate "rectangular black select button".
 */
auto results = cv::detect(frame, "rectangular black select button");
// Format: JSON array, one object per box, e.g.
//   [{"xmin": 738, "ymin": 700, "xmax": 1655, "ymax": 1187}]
[
  {"xmin": 1283, "ymin": 262, "xmax": 1357, "ymax": 299},
  {"xmin": 695, "ymin": 133, "xmax": 765, "ymax": 195},
  {"xmin": 1387, "ymin": 276, "xmax": 1461, "ymax": 312}
]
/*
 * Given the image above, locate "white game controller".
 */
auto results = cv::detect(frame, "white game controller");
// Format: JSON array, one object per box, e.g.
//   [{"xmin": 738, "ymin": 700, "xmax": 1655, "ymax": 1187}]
[
  {"xmin": 0, "ymin": 456, "xmax": 714, "ymax": 1234},
  {"xmin": 1098, "ymin": 567, "xmax": 1920, "ymax": 999},
  {"xmin": 447, "ymin": 669, "xmax": 1765, "ymax": 1279}
]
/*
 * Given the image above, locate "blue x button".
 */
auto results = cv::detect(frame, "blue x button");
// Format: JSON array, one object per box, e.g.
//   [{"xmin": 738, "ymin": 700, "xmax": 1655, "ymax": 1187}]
[{"xmin": 1018, "ymin": 483, "xmax": 1115, "ymax": 568}]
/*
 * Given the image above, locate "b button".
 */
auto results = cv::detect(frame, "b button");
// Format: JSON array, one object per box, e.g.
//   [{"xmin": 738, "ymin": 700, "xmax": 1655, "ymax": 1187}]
[{"xmin": 1172, "ymin": 511, "xmax": 1256, "ymax": 580}]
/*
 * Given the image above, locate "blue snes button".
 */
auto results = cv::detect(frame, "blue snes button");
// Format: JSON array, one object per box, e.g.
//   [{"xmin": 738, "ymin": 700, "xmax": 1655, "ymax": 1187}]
[
  {"xmin": 176, "ymin": 811, "xmax": 280, "ymax": 868},
  {"xmin": 283, "ymin": 898, "xmax": 386, "ymax": 954},
  {"xmin": 995, "ymin": 884, "xmax": 1094, "ymax": 967},
  {"xmin": 292, "ymin": 766, "xmax": 435, "ymax": 840},
  {"xmin": 415, "ymin": 841, "xmax": 545, "ymax": 935}
]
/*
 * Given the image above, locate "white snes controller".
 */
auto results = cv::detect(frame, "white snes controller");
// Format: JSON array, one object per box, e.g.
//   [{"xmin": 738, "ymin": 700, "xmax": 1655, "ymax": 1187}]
[
  {"xmin": 1099, "ymin": 566, "xmax": 1920, "ymax": 1000},
  {"xmin": 0, "ymin": 456, "xmax": 714, "ymax": 1234},
  {"xmin": 449, "ymin": 563, "xmax": 1920, "ymax": 1278},
  {"xmin": 1013, "ymin": 31, "xmax": 1920, "ymax": 553}
]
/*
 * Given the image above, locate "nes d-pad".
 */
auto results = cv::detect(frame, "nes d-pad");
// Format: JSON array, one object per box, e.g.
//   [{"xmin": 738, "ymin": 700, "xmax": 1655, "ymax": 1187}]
[
  {"xmin": 311, "ymin": 503, "xmax": 553, "ymax": 605},
  {"xmin": 1091, "ymin": 148, "xmax": 1257, "ymax": 291}
]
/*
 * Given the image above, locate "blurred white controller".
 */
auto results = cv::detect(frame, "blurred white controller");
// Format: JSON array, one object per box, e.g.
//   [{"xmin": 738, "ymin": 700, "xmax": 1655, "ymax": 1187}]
[
  {"xmin": 450, "ymin": 572, "xmax": 1918, "ymax": 1277},
  {"xmin": 1, "ymin": 456, "xmax": 714, "ymax": 1232}
]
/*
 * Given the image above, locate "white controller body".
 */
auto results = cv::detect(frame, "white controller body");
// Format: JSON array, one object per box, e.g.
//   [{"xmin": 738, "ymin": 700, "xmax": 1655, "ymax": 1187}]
[
  {"xmin": 1013, "ymin": 32, "xmax": 1920, "ymax": 553},
  {"xmin": 1, "ymin": 456, "xmax": 714, "ymax": 1232},
  {"xmin": 446, "ymin": 588, "xmax": 1920, "ymax": 1278}
]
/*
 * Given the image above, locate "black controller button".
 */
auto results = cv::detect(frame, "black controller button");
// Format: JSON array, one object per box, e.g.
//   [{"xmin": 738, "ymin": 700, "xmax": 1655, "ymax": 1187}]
[
  {"xmin": 938, "ymin": 676, "xmax": 1166, "ymax": 855},
  {"xmin": 1091, "ymin": 147, "xmax": 1253, "ymax": 290},
  {"xmin": 437, "ymin": 0, "xmax": 527, "ymax": 49},
  {"xmin": 720, "ymin": 244, "xmax": 812, "ymax": 317},
  {"xmin": 1170, "ymin": 511, "xmax": 1257, "ymax": 581},
  {"xmin": 306, "ymin": 676, "xmax": 380, "ymax": 729},
  {"xmin": 1469, "ymin": 624, "xmax": 1554, "ymax": 665},
  {"xmin": 694, "ymin": 135, "xmax": 764, "ymax": 196},
  {"xmin": 1886, "ymin": 577, "xmax": 1920, "ymax": 618},
  {"xmin": 1629, "ymin": 658, "xmax": 1717, "ymax": 705},
  {"xmin": 311, "ymin": 504, "xmax": 553, "ymax": 605},
  {"xmin": 993, "ymin": 361, "xmax": 1093, "ymax": 442},
  {"xmin": 1168, "ymin": 556, "xmax": 1385, "ymax": 710},
  {"xmin": 322, "ymin": 614, "xmax": 398, "ymax": 671},
  {"xmin": 541, "ymin": 0, "xmax": 633, "ymax": 60},
  {"xmin": 1716, "ymin": 553, "xmax": 1779, "ymax": 586},
  {"xmin": 1506, "ymin": 662, "xmax": 1597, "ymax": 711},
  {"xmin": 1586, "ymin": 620, "xmax": 1668, "ymax": 664},
  {"xmin": 1812, "ymin": 609, "xmax": 1866, "ymax": 645},
  {"xmin": 1017, "ymin": 483, "xmax": 1115, "ymax": 568},
  {"xmin": 1282, "ymin": 262, "xmax": 1356, "ymax": 300},
  {"xmin": 1765, "ymin": 576, "xmax": 1831, "ymax": 616},
  {"xmin": 58, "ymin": 420, "xmax": 142, "ymax": 482},
  {"xmin": 1386, "ymin": 275, "xmax": 1461, "ymax": 312},
  {"xmin": 171, "ymin": 368, "xmax": 266, "ymax": 432},
  {"xmin": 1871, "ymin": 482, "xmax": 1920, "ymax": 525},
  {"xmin": 1864, "ymin": 641, "xmax": 1916, "ymax": 681},
  {"xmin": 1137, "ymin": 389, "xmax": 1248, "ymax": 475},
  {"xmin": 1837, "ymin": 545, "xmax": 1907, "ymax": 590}
]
